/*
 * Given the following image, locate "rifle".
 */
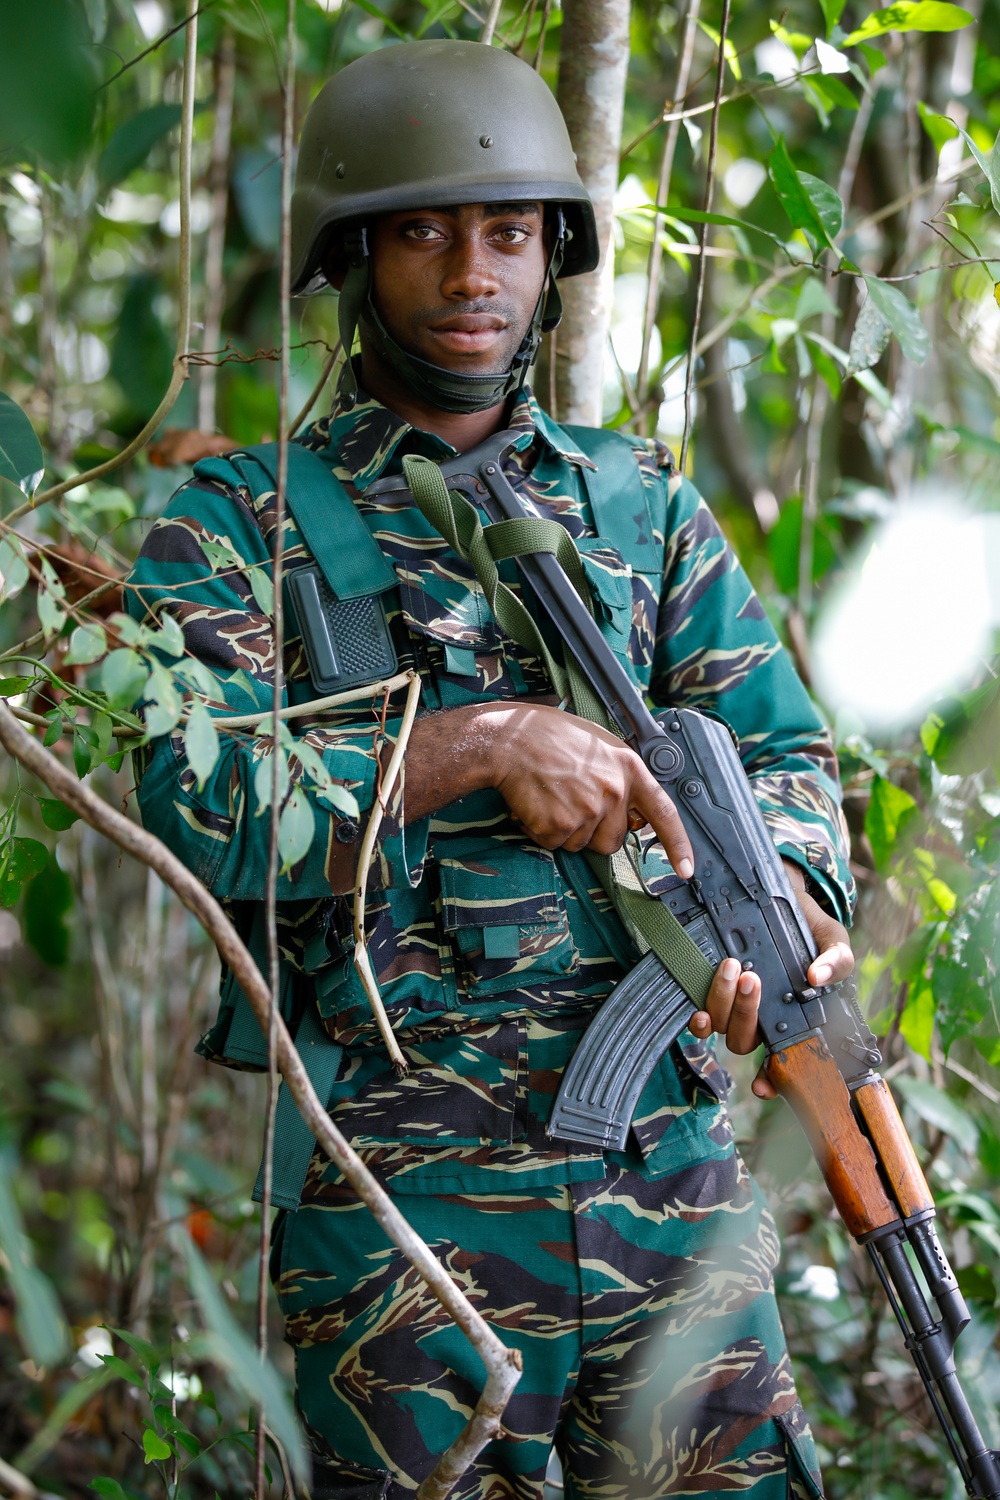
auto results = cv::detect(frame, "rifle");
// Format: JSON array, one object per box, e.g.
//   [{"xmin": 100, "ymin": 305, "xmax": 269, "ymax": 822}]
[{"xmin": 367, "ymin": 430, "xmax": 1000, "ymax": 1499}]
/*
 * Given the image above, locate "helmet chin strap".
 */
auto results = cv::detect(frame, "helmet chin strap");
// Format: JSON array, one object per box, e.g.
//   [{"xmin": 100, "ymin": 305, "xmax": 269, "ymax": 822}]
[{"xmin": 336, "ymin": 218, "xmax": 565, "ymax": 415}]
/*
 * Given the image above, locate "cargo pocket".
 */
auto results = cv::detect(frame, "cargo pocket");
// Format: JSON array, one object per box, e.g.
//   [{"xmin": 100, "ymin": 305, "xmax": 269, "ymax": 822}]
[
  {"xmin": 776, "ymin": 1403, "xmax": 825, "ymax": 1499},
  {"xmin": 437, "ymin": 841, "xmax": 579, "ymax": 1000}
]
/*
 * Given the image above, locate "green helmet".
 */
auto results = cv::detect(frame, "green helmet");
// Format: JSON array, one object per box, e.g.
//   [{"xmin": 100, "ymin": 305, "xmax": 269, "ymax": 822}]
[{"xmin": 290, "ymin": 40, "xmax": 598, "ymax": 413}]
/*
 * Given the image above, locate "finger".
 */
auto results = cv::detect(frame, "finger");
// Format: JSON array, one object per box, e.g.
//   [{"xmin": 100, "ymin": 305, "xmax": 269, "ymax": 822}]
[
  {"xmin": 689, "ymin": 1008, "xmax": 713, "ymax": 1037},
  {"xmin": 752, "ymin": 1062, "xmax": 778, "ymax": 1100},
  {"xmin": 703, "ymin": 956, "xmax": 741, "ymax": 1037},
  {"xmin": 562, "ymin": 814, "xmax": 605, "ymax": 854},
  {"xmin": 629, "ymin": 767, "xmax": 694, "ymax": 881},
  {"xmin": 726, "ymin": 969, "xmax": 761, "ymax": 1054},
  {"xmin": 586, "ymin": 806, "xmax": 630, "ymax": 856},
  {"xmin": 808, "ymin": 939, "xmax": 855, "ymax": 987}
]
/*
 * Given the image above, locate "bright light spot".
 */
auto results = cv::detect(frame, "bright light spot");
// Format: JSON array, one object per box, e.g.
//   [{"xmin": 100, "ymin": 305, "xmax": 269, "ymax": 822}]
[
  {"xmin": 77, "ymin": 1326, "xmax": 113, "ymax": 1368},
  {"xmin": 162, "ymin": 1370, "xmax": 202, "ymax": 1401},
  {"xmin": 724, "ymin": 157, "xmax": 767, "ymax": 208},
  {"xmin": 309, "ymin": 0, "xmax": 342, "ymax": 11},
  {"xmin": 0, "ymin": 911, "xmax": 19, "ymax": 954},
  {"xmin": 614, "ymin": 172, "xmax": 652, "ymax": 215},
  {"xmin": 609, "ymin": 271, "xmax": 658, "ymax": 379},
  {"xmin": 160, "ymin": 193, "xmax": 212, "ymax": 237},
  {"xmin": 6, "ymin": 202, "xmax": 42, "ymax": 246},
  {"xmin": 755, "ymin": 37, "xmax": 799, "ymax": 82},
  {"xmin": 657, "ymin": 364, "xmax": 691, "ymax": 449},
  {"xmin": 814, "ymin": 39, "xmax": 851, "ymax": 73},
  {"xmin": 683, "ymin": 119, "xmax": 703, "ymax": 157},
  {"xmin": 813, "ymin": 499, "xmax": 1000, "ymax": 733},
  {"xmin": 91, "ymin": 247, "xmax": 127, "ymax": 280},
  {"xmin": 100, "ymin": 189, "xmax": 164, "ymax": 224},
  {"xmin": 9, "ymin": 171, "xmax": 41, "ymax": 204},
  {"xmin": 789, "ymin": 1264, "xmax": 841, "ymax": 1301},
  {"xmin": 133, "ymin": 0, "xmax": 167, "ymax": 40},
  {"xmin": 12, "ymin": 296, "xmax": 36, "ymax": 327}
]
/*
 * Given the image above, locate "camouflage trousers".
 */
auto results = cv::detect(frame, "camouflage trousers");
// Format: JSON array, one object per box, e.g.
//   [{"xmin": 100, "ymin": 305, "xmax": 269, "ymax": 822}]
[{"xmin": 272, "ymin": 1138, "xmax": 824, "ymax": 1500}]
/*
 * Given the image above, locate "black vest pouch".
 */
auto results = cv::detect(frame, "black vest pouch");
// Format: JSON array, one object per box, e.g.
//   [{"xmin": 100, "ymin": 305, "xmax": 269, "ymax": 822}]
[{"xmin": 286, "ymin": 563, "xmax": 398, "ymax": 695}]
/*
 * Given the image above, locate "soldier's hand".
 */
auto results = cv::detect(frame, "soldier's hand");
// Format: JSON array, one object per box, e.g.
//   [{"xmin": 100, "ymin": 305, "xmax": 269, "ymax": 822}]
[
  {"xmin": 489, "ymin": 703, "xmax": 694, "ymax": 878},
  {"xmin": 689, "ymin": 860, "xmax": 854, "ymax": 1100}
]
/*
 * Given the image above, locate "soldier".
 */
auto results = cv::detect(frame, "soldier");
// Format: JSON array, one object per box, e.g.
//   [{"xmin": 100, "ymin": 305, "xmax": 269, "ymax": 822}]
[{"xmin": 127, "ymin": 39, "xmax": 855, "ymax": 1500}]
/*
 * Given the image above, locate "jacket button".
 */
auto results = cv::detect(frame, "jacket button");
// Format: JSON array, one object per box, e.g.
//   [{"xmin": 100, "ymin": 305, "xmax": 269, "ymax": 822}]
[{"xmin": 335, "ymin": 819, "xmax": 359, "ymax": 844}]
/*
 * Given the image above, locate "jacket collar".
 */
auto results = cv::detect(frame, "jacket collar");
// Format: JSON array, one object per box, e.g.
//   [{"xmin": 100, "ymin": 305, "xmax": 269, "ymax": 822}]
[{"xmin": 306, "ymin": 383, "xmax": 597, "ymax": 493}]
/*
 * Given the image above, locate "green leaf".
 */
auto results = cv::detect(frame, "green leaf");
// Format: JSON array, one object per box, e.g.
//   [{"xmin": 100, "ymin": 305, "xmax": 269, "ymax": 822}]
[
  {"xmin": 38, "ymin": 798, "xmax": 80, "ymax": 831},
  {"xmin": 0, "ymin": 0, "xmax": 98, "ymax": 165},
  {"xmin": 0, "ymin": 538, "xmax": 30, "ymax": 604},
  {"xmin": 819, "ymin": 0, "xmax": 847, "ymax": 33},
  {"xmin": 951, "ymin": 124, "xmax": 1000, "ymax": 217},
  {"xmin": 799, "ymin": 172, "xmax": 844, "ymax": 243},
  {"xmin": 0, "ymin": 837, "xmax": 49, "ymax": 908},
  {"xmin": 98, "ymin": 103, "xmax": 183, "ymax": 190},
  {"xmin": 894, "ymin": 1075, "xmax": 980, "ymax": 1154},
  {"xmin": 844, "ymin": 2, "xmax": 973, "ymax": 45},
  {"xmin": 144, "ymin": 664, "xmax": 183, "ymax": 739},
  {"xmin": 932, "ymin": 957, "xmax": 987, "ymax": 1053},
  {"xmin": 697, "ymin": 19, "xmax": 741, "ymax": 79},
  {"xmin": 0, "ymin": 675, "xmax": 32, "ymax": 696},
  {"xmin": 142, "ymin": 1427, "xmax": 173, "ymax": 1463},
  {"xmin": 42, "ymin": 712, "xmax": 65, "ymax": 748},
  {"xmin": 247, "ymin": 565, "xmax": 275, "ymax": 616},
  {"xmin": 150, "ymin": 610, "xmax": 185, "ymax": 659},
  {"xmin": 101, "ymin": 648, "xmax": 149, "ymax": 710},
  {"xmin": 23, "ymin": 853, "xmax": 73, "ymax": 966},
  {"xmin": 920, "ymin": 678, "xmax": 1000, "ymax": 777},
  {"xmin": 857, "ymin": 40, "xmax": 888, "ymax": 72},
  {"xmin": 37, "ymin": 558, "xmax": 68, "ymax": 637},
  {"xmin": 0, "ymin": 1151, "xmax": 70, "ymax": 1368},
  {"xmin": 177, "ymin": 1234, "xmax": 307, "ymax": 1481},
  {"xmin": 899, "ymin": 976, "xmax": 935, "ymax": 1059},
  {"xmin": 863, "ymin": 277, "xmax": 930, "ymax": 363},
  {"xmin": 112, "ymin": 1326, "xmax": 161, "ymax": 1374},
  {"xmin": 0, "ymin": 391, "xmax": 45, "ymax": 496},
  {"xmin": 918, "ymin": 101, "xmax": 959, "ymax": 153},
  {"xmin": 98, "ymin": 1353, "xmax": 145, "ymax": 1386},
  {"xmin": 865, "ymin": 775, "xmax": 918, "ymax": 871},
  {"xmin": 89, "ymin": 1480, "xmax": 135, "ymax": 1500},
  {"xmin": 278, "ymin": 786, "xmax": 316, "ymax": 871},
  {"xmin": 64, "ymin": 622, "xmax": 108, "ymax": 667},
  {"xmin": 768, "ymin": 139, "xmax": 841, "ymax": 251},
  {"xmin": 653, "ymin": 204, "xmax": 785, "ymax": 245},
  {"xmin": 848, "ymin": 295, "xmax": 892, "ymax": 373},
  {"xmin": 254, "ymin": 747, "xmax": 289, "ymax": 812},
  {"xmin": 73, "ymin": 724, "xmax": 98, "ymax": 779},
  {"xmin": 183, "ymin": 701, "xmax": 221, "ymax": 791}
]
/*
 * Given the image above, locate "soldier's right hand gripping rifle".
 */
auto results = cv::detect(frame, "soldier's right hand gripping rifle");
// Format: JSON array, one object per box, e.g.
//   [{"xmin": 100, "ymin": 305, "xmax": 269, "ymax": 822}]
[{"xmin": 366, "ymin": 433, "xmax": 1000, "ymax": 1500}]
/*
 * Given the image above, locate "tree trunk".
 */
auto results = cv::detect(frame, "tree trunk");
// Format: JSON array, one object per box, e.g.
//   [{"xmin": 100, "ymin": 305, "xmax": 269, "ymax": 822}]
[{"xmin": 552, "ymin": 0, "xmax": 630, "ymax": 426}]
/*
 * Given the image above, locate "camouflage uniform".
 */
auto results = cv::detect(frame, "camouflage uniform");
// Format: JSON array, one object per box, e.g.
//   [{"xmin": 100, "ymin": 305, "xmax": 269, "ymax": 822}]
[{"xmin": 127, "ymin": 385, "xmax": 853, "ymax": 1498}]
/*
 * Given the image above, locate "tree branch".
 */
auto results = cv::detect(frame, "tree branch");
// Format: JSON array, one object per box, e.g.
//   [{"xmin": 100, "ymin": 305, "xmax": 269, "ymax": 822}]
[{"xmin": 0, "ymin": 704, "xmax": 522, "ymax": 1499}]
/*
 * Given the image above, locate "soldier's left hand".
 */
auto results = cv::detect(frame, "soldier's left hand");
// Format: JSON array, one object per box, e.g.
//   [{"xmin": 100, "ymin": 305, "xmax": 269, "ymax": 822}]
[{"xmin": 687, "ymin": 860, "xmax": 853, "ymax": 1099}]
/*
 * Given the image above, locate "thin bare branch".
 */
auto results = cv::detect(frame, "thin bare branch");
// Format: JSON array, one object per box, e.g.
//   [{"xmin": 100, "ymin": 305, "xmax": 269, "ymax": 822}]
[
  {"xmin": 198, "ymin": 29, "xmax": 236, "ymax": 434},
  {"xmin": 679, "ymin": 0, "xmax": 730, "ymax": 475},
  {"xmin": 636, "ymin": 0, "xmax": 701, "ymax": 415},
  {"xmin": 480, "ymin": 0, "xmax": 504, "ymax": 44},
  {"xmin": 256, "ymin": 0, "xmax": 296, "ymax": 1489},
  {"xmin": 352, "ymin": 671, "xmax": 422, "ymax": 1075},
  {"xmin": 288, "ymin": 340, "xmax": 341, "ymax": 436}
]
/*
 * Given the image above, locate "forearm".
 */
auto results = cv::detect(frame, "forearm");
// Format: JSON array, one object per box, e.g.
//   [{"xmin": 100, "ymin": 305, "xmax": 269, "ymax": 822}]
[{"xmin": 401, "ymin": 702, "xmax": 506, "ymax": 824}]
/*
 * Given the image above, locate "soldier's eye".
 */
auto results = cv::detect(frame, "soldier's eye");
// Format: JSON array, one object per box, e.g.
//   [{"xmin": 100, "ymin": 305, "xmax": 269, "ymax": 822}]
[
  {"xmin": 403, "ymin": 224, "xmax": 446, "ymax": 241},
  {"xmin": 493, "ymin": 225, "xmax": 530, "ymax": 244}
]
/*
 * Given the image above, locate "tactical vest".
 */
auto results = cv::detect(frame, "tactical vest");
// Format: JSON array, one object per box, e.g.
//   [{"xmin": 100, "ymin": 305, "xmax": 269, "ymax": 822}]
[{"xmin": 193, "ymin": 423, "xmax": 673, "ymax": 1207}]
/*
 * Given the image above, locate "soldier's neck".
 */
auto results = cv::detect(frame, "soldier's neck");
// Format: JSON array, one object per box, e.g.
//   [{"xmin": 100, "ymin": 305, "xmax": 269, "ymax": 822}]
[{"xmin": 358, "ymin": 348, "xmax": 510, "ymax": 453}]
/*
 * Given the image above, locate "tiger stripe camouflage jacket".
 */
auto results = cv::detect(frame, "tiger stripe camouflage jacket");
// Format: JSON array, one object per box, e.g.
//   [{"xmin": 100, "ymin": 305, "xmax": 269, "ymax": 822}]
[{"xmin": 126, "ymin": 384, "xmax": 855, "ymax": 1196}]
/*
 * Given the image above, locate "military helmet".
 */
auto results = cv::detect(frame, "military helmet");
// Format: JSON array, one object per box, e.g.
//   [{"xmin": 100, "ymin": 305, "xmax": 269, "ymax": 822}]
[{"xmin": 291, "ymin": 40, "xmax": 599, "ymax": 294}]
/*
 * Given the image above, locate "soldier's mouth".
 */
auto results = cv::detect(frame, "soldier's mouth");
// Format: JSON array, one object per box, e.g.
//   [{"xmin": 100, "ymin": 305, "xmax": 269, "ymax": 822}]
[{"xmin": 428, "ymin": 314, "xmax": 507, "ymax": 354}]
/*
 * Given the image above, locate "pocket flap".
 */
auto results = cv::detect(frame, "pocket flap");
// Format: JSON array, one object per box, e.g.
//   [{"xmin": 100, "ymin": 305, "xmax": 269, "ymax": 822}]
[{"xmin": 438, "ymin": 842, "xmax": 561, "ymax": 931}]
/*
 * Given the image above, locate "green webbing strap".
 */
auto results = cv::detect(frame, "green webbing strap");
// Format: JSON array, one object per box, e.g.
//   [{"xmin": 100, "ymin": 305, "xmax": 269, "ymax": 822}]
[
  {"xmin": 253, "ymin": 1003, "xmax": 345, "ymax": 1212},
  {"xmin": 222, "ymin": 907, "xmax": 272, "ymax": 1068},
  {"xmin": 402, "ymin": 454, "xmax": 570, "ymax": 697},
  {"xmin": 400, "ymin": 452, "xmax": 714, "ymax": 1013},
  {"xmin": 245, "ymin": 441, "xmax": 396, "ymax": 601}
]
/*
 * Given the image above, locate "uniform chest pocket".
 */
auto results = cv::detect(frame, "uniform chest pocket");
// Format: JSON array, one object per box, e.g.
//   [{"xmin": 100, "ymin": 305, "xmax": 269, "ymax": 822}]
[
  {"xmin": 437, "ymin": 841, "xmax": 579, "ymax": 1000},
  {"xmin": 575, "ymin": 538, "xmax": 634, "ymax": 658},
  {"xmin": 398, "ymin": 554, "xmax": 500, "ymax": 650}
]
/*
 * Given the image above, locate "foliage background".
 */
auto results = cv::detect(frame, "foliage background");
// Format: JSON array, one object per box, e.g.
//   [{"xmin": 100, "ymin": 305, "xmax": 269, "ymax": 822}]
[{"xmin": 0, "ymin": 0, "xmax": 998, "ymax": 1495}]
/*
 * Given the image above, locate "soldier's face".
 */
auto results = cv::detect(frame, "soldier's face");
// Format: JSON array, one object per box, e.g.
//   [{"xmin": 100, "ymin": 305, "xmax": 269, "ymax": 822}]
[{"xmin": 366, "ymin": 201, "xmax": 548, "ymax": 375}]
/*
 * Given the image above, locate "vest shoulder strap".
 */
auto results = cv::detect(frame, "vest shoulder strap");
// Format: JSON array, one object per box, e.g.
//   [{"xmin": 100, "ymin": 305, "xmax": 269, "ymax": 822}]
[
  {"xmin": 194, "ymin": 441, "xmax": 396, "ymax": 601},
  {"xmin": 559, "ymin": 424, "xmax": 666, "ymax": 575}
]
